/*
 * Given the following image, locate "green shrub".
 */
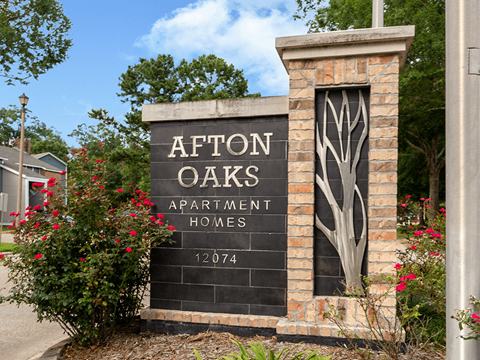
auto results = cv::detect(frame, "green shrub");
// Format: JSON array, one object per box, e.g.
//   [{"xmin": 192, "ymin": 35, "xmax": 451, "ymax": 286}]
[
  {"xmin": 194, "ymin": 340, "xmax": 331, "ymax": 360},
  {"xmin": 0, "ymin": 145, "xmax": 174, "ymax": 345}
]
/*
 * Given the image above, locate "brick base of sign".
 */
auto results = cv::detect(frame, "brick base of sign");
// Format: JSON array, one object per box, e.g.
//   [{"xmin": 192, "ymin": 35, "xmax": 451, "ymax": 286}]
[{"xmin": 140, "ymin": 300, "xmax": 386, "ymax": 339}]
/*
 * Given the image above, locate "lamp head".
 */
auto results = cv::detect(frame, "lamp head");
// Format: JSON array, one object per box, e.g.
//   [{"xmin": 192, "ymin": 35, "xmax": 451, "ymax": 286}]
[{"xmin": 19, "ymin": 93, "xmax": 29, "ymax": 106}]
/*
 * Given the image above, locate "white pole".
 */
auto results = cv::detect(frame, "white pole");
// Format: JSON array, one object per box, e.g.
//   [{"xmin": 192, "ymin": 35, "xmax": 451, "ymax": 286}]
[
  {"xmin": 446, "ymin": 0, "xmax": 480, "ymax": 358},
  {"xmin": 372, "ymin": 0, "xmax": 384, "ymax": 28}
]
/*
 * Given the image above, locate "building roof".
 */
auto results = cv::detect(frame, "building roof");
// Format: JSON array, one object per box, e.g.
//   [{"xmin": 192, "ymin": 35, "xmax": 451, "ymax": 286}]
[
  {"xmin": 32, "ymin": 152, "xmax": 68, "ymax": 167},
  {"xmin": 0, "ymin": 146, "xmax": 60, "ymax": 179}
]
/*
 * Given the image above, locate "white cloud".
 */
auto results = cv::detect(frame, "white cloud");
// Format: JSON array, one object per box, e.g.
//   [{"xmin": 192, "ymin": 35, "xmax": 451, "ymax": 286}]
[{"xmin": 135, "ymin": 0, "xmax": 307, "ymax": 95}]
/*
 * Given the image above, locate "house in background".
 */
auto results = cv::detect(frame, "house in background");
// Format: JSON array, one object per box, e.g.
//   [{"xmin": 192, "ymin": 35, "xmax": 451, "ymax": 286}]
[{"xmin": 0, "ymin": 144, "xmax": 67, "ymax": 224}]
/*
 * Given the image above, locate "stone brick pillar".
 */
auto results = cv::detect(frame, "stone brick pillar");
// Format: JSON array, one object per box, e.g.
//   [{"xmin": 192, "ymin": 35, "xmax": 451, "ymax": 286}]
[{"xmin": 275, "ymin": 26, "xmax": 415, "ymax": 337}]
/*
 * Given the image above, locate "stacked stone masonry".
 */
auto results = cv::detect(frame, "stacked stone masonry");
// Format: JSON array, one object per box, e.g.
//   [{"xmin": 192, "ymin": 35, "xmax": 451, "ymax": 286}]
[{"xmin": 286, "ymin": 55, "xmax": 399, "ymax": 335}]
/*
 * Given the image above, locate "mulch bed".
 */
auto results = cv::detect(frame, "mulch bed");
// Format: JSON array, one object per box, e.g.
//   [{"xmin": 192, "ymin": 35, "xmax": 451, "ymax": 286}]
[{"xmin": 61, "ymin": 326, "xmax": 446, "ymax": 360}]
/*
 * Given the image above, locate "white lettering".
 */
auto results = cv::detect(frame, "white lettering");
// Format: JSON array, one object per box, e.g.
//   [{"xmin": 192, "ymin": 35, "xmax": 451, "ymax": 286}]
[
  {"xmin": 223, "ymin": 166, "xmax": 243, "ymax": 188},
  {"xmin": 227, "ymin": 217, "xmax": 235, "ymax": 228},
  {"xmin": 179, "ymin": 200, "xmax": 187, "ymax": 209},
  {"xmin": 190, "ymin": 200, "xmax": 199, "ymax": 210},
  {"xmin": 190, "ymin": 217, "xmax": 198, "ymax": 226},
  {"xmin": 214, "ymin": 200, "xmax": 221, "ymax": 210},
  {"xmin": 169, "ymin": 201, "xmax": 177, "ymax": 210},
  {"xmin": 178, "ymin": 166, "xmax": 198, "ymax": 188},
  {"xmin": 168, "ymin": 136, "xmax": 189, "ymax": 158},
  {"xmin": 264, "ymin": 200, "xmax": 271, "ymax": 211},
  {"xmin": 239, "ymin": 200, "xmax": 247, "ymax": 210},
  {"xmin": 200, "ymin": 167, "xmax": 221, "ymax": 188},
  {"xmin": 202, "ymin": 200, "xmax": 210, "ymax": 210},
  {"xmin": 190, "ymin": 136, "xmax": 206, "ymax": 157},
  {"xmin": 251, "ymin": 200, "xmax": 259, "ymax": 210},
  {"xmin": 212, "ymin": 217, "xmax": 224, "ymax": 227},
  {"xmin": 245, "ymin": 165, "xmax": 259, "ymax": 187},
  {"xmin": 224, "ymin": 200, "xmax": 236, "ymax": 210},
  {"xmin": 226, "ymin": 134, "xmax": 248, "ymax": 156},
  {"xmin": 250, "ymin": 133, "xmax": 273, "ymax": 155},
  {"xmin": 201, "ymin": 217, "xmax": 210, "ymax": 227},
  {"xmin": 208, "ymin": 135, "xmax": 225, "ymax": 157},
  {"xmin": 238, "ymin": 217, "xmax": 246, "ymax": 228}
]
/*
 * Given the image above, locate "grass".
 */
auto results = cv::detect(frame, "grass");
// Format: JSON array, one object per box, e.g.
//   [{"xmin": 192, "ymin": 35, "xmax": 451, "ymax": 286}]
[{"xmin": 0, "ymin": 242, "xmax": 15, "ymax": 252}]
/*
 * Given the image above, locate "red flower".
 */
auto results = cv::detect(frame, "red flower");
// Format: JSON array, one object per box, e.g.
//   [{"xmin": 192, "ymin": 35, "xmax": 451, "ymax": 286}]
[
  {"xmin": 396, "ymin": 282, "xmax": 406, "ymax": 291},
  {"xmin": 52, "ymin": 224, "xmax": 60, "ymax": 230},
  {"xmin": 473, "ymin": 313, "xmax": 480, "ymax": 322},
  {"xmin": 115, "ymin": 239, "xmax": 120, "ymax": 243},
  {"xmin": 91, "ymin": 176, "xmax": 98, "ymax": 181},
  {"xmin": 98, "ymin": 142, "xmax": 104, "ymax": 146},
  {"xmin": 34, "ymin": 223, "xmax": 40, "ymax": 229},
  {"xmin": 9, "ymin": 212, "xmax": 16, "ymax": 216},
  {"xmin": 40, "ymin": 189, "xmax": 48, "ymax": 193},
  {"xmin": 125, "ymin": 247, "xmax": 132, "ymax": 252},
  {"xmin": 95, "ymin": 159, "xmax": 102, "ymax": 162},
  {"xmin": 33, "ymin": 205, "xmax": 41, "ymax": 210},
  {"xmin": 47, "ymin": 191, "xmax": 53, "ymax": 197},
  {"xmin": 35, "ymin": 253, "xmax": 42, "ymax": 260},
  {"xmin": 116, "ymin": 189, "xmax": 124, "ymax": 193},
  {"xmin": 394, "ymin": 263, "xmax": 401, "ymax": 270},
  {"xmin": 136, "ymin": 190, "xmax": 142, "ymax": 194},
  {"xmin": 131, "ymin": 199, "xmax": 136, "ymax": 203},
  {"xmin": 0, "ymin": 254, "xmax": 4, "ymax": 259},
  {"xmin": 19, "ymin": 219, "xmax": 26, "ymax": 224},
  {"xmin": 44, "ymin": 201, "xmax": 50, "ymax": 206},
  {"xmin": 168, "ymin": 225, "xmax": 175, "ymax": 231},
  {"xmin": 136, "ymin": 204, "xmax": 141, "ymax": 207},
  {"xmin": 414, "ymin": 230, "xmax": 424, "ymax": 237},
  {"xmin": 406, "ymin": 273, "xmax": 416, "ymax": 280},
  {"xmin": 129, "ymin": 214, "xmax": 137, "ymax": 217},
  {"xmin": 407, "ymin": 195, "xmax": 411, "ymax": 198},
  {"xmin": 52, "ymin": 210, "xmax": 59, "ymax": 216},
  {"xmin": 158, "ymin": 221, "xmax": 164, "ymax": 226},
  {"xmin": 157, "ymin": 214, "xmax": 165, "ymax": 219},
  {"xmin": 411, "ymin": 245, "xmax": 416, "ymax": 250},
  {"xmin": 129, "ymin": 230, "xmax": 137, "ymax": 236},
  {"xmin": 100, "ymin": 185, "xmax": 104, "ymax": 189},
  {"xmin": 426, "ymin": 228, "xmax": 434, "ymax": 234},
  {"xmin": 42, "ymin": 236, "xmax": 47, "ymax": 241},
  {"xmin": 60, "ymin": 171, "xmax": 67, "ymax": 175},
  {"xmin": 7, "ymin": 226, "xmax": 11, "ymax": 229}
]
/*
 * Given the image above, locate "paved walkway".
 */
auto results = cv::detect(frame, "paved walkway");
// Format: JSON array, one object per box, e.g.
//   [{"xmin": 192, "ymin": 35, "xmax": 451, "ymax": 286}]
[{"xmin": 0, "ymin": 233, "xmax": 67, "ymax": 360}]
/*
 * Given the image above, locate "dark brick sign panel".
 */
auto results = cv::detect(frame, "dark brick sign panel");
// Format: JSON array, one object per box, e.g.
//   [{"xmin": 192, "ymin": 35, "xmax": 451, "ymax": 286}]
[{"xmin": 150, "ymin": 116, "xmax": 288, "ymax": 317}]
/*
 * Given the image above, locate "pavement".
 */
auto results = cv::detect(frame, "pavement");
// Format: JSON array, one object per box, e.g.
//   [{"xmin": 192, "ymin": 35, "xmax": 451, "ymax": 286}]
[{"xmin": 0, "ymin": 232, "xmax": 68, "ymax": 360}]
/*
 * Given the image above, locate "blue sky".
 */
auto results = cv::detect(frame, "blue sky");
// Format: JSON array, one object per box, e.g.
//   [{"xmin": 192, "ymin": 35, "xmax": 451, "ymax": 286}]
[{"xmin": 0, "ymin": 0, "xmax": 308, "ymax": 146}]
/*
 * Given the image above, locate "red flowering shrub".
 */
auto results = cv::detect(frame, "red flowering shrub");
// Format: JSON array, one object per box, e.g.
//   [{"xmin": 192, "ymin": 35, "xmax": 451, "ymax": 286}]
[{"xmin": 0, "ymin": 146, "xmax": 174, "ymax": 345}]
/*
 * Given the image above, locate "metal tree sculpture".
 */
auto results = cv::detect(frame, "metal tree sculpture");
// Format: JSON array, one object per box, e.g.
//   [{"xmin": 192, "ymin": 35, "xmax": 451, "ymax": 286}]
[{"xmin": 315, "ymin": 89, "xmax": 368, "ymax": 290}]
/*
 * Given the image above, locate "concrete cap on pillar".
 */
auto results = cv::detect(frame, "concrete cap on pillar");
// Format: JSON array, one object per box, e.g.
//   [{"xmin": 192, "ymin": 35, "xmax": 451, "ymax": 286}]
[{"xmin": 276, "ymin": 25, "xmax": 415, "ymax": 73}]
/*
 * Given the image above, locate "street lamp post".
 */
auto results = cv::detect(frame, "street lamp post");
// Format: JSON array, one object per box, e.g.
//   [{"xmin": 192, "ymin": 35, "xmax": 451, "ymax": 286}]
[{"xmin": 16, "ymin": 93, "xmax": 29, "ymax": 222}]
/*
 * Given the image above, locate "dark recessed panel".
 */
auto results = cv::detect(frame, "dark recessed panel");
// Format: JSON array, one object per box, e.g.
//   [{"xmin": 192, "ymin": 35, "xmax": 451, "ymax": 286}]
[
  {"xmin": 150, "ymin": 116, "xmax": 288, "ymax": 315},
  {"xmin": 314, "ymin": 88, "xmax": 369, "ymax": 296}
]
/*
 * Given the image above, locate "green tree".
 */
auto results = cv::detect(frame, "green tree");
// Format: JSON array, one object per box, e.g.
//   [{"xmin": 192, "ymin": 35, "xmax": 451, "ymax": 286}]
[
  {"xmin": 68, "ymin": 122, "xmax": 150, "ymax": 196},
  {"xmin": 294, "ymin": 0, "xmax": 445, "ymax": 218},
  {"xmin": 91, "ymin": 54, "xmax": 260, "ymax": 149},
  {"xmin": 0, "ymin": 105, "xmax": 70, "ymax": 159},
  {"xmin": 0, "ymin": 0, "xmax": 72, "ymax": 85},
  {"xmin": 87, "ymin": 54, "xmax": 259, "ymax": 193}
]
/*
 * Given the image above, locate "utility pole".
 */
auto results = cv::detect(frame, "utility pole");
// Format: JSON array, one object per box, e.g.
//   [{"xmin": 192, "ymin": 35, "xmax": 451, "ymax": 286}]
[
  {"xmin": 446, "ymin": 0, "xmax": 480, "ymax": 358},
  {"xmin": 16, "ymin": 93, "xmax": 28, "ymax": 222}
]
